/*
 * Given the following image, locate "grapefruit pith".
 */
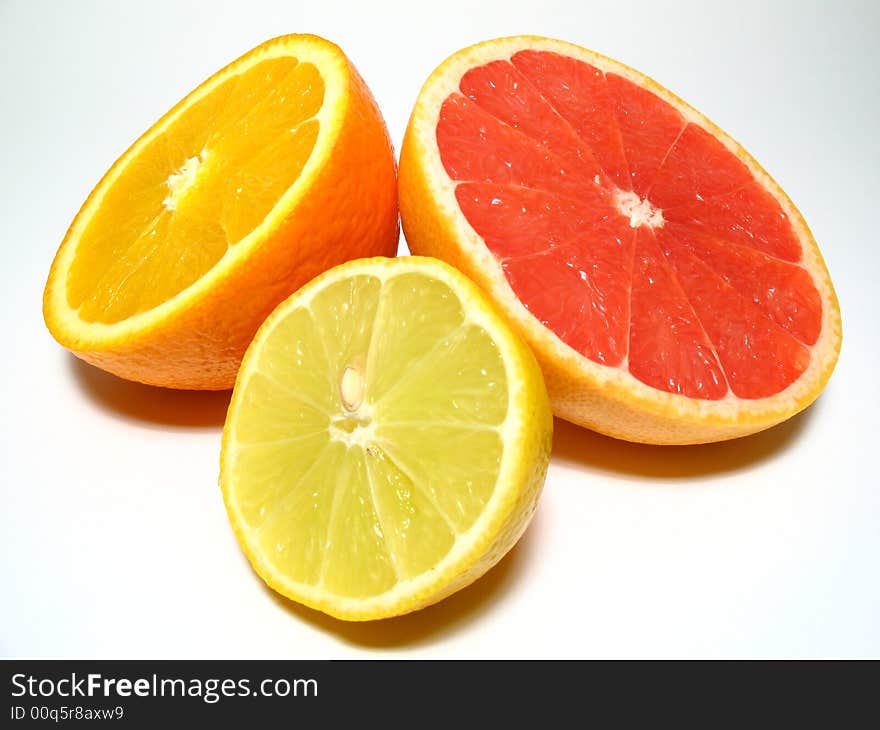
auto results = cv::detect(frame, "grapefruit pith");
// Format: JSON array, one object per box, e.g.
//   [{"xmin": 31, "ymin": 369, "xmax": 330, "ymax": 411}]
[{"xmin": 400, "ymin": 36, "xmax": 841, "ymax": 444}]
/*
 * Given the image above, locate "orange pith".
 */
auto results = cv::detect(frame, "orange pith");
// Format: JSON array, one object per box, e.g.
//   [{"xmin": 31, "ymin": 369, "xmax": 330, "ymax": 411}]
[
  {"xmin": 44, "ymin": 34, "xmax": 398, "ymax": 389},
  {"xmin": 399, "ymin": 36, "xmax": 841, "ymax": 444}
]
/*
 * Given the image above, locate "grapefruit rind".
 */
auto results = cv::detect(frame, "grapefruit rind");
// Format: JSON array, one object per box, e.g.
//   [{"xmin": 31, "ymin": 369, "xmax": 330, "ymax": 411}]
[{"xmin": 400, "ymin": 35, "xmax": 841, "ymax": 444}]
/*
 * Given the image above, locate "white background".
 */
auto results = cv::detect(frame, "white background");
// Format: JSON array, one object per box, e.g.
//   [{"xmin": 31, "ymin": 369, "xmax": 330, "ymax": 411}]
[{"xmin": 2, "ymin": 0, "xmax": 878, "ymax": 658}]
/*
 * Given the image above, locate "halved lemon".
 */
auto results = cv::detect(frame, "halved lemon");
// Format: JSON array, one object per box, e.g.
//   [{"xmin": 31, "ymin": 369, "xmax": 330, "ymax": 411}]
[{"xmin": 220, "ymin": 256, "xmax": 552, "ymax": 620}]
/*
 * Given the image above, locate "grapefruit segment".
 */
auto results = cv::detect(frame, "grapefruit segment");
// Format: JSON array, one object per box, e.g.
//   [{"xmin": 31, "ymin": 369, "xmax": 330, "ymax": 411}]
[
  {"xmin": 658, "ymin": 223, "xmax": 821, "ymax": 345},
  {"xmin": 459, "ymin": 60, "xmax": 607, "ymax": 185},
  {"xmin": 605, "ymin": 71, "xmax": 686, "ymax": 194},
  {"xmin": 510, "ymin": 50, "xmax": 631, "ymax": 189},
  {"xmin": 647, "ymin": 123, "xmax": 755, "ymax": 207},
  {"xmin": 453, "ymin": 183, "xmax": 612, "ymax": 260},
  {"xmin": 499, "ymin": 218, "xmax": 635, "ymax": 367},
  {"xmin": 656, "ymin": 233, "xmax": 811, "ymax": 399},
  {"xmin": 664, "ymin": 181, "xmax": 804, "ymax": 262},
  {"xmin": 628, "ymin": 230, "xmax": 728, "ymax": 400},
  {"xmin": 400, "ymin": 36, "xmax": 841, "ymax": 443},
  {"xmin": 437, "ymin": 94, "xmax": 598, "ymax": 201}
]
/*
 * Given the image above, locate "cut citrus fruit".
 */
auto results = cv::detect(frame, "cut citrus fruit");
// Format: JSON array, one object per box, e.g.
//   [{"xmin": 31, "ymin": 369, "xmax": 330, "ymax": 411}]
[
  {"xmin": 220, "ymin": 256, "xmax": 552, "ymax": 620},
  {"xmin": 44, "ymin": 34, "xmax": 398, "ymax": 389},
  {"xmin": 399, "ymin": 36, "xmax": 841, "ymax": 444}
]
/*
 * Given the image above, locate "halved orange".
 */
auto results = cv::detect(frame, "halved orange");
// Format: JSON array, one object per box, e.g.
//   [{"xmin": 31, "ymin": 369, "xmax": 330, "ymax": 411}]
[
  {"xmin": 400, "ymin": 36, "xmax": 842, "ymax": 444},
  {"xmin": 44, "ymin": 34, "xmax": 398, "ymax": 389}
]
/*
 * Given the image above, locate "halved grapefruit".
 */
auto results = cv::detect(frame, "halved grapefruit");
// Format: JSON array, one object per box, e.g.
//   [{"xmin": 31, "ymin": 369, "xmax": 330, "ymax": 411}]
[{"xmin": 399, "ymin": 36, "xmax": 841, "ymax": 444}]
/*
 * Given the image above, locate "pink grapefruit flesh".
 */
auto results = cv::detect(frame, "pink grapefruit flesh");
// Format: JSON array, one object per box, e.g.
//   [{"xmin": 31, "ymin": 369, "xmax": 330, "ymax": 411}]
[{"xmin": 435, "ymin": 50, "xmax": 822, "ymax": 402}]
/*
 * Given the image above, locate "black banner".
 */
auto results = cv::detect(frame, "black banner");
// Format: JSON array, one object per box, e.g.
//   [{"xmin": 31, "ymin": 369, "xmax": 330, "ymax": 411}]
[{"xmin": 3, "ymin": 659, "xmax": 872, "ymax": 725}]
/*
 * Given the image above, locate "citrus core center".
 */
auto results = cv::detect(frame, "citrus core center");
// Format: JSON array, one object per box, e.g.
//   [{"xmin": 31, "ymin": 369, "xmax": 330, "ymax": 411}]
[
  {"xmin": 163, "ymin": 150, "xmax": 208, "ymax": 211},
  {"xmin": 615, "ymin": 190, "xmax": 664, "ymax": 229}
]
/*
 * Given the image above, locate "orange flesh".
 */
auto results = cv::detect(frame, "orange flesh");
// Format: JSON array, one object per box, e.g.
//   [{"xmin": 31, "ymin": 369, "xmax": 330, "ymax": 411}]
[
  {"xmin": 435, "ymin": 50, "xmax": 822, "ymax": 400},
  {"xmin": 67, "ymin": 57, "xmax": 325, "ymax": 324}
]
